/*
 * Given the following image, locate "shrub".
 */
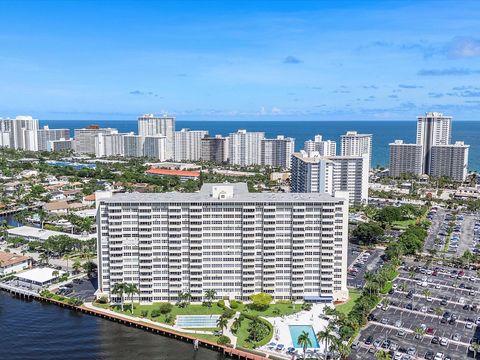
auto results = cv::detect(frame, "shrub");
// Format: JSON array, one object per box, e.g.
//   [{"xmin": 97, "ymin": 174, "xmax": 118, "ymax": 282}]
[
  {"xmin": 217, "ymin": 335, "xmax": 231, "ymax": 345},
  {"xmin": 159, "ymin": 302, "xmax": 173, "ymax": 314},
  {"xmin": 165, "ymin": 314, "xmax": 174, "ymax": 324},
  {"xmin": 141, "ymin": 310, "xmax": 148, "ymax": 317},
  {"xmin": 97, "ymin": 295, "xmax": 108, "ymax": 304},
  {"xmin": 223, "ymin": 308, "xmax": 235, "ymax": 319},
  {"xmin": 151, "ymin": 309, "xmax": 161, "ymax": 318},
  {"xmin": 249, "ymin": 293, "xmax": 272, "ymax": 311},
  {"xmin": 217, "ymin": 299, "xmax": 225, "ymax": 308},
  {"xmin": 230, "ymin": 300, "xmax": 240, "ymax": 309}
]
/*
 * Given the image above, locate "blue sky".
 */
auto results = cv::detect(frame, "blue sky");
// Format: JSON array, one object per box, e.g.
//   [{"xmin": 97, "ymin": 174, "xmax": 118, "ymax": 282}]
[{"xmin": 1, "ymin": 0, "xmax": 480, "ymax": 120}]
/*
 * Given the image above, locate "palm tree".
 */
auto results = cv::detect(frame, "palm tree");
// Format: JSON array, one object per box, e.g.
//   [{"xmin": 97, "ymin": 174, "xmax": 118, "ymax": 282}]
[
  {"xmin": 297, "ymin": 330, "xmax": 312, "ymax": 360},
  {"xmin": 178, "ymin": 292, "xmax": 192, "ymax": 308},
  {"xmin": 470, "ymin": 342, "xmax": 480, "ymax": 359},
  {"xmin": 39, "ymin": 252, "xmax": 49, "ymax": 265},
  {"xmin": 63, "ymin": 254, "xmax": 71, "ymax": 273},
  {"xmin": 398, "ymin": 282, "xmax": 408, "ymax": 292},
  {"xmin": 231, "ymin": 317, "xmax": 242, "ymax": 334},
  {"xmin": 124, "ymin": 283, "xmax": 139, "ymax": 313},
  {"xmin": 216, "ymin": 315, "xmax": 229, "ymax": 335},
  {"xmin": 111, "ymin": 282, "xmax": 127, "ymax": 312},
  {"xmin": 434, "ymin": 307, "xmax": 443, "ymax": 321},
  {"xmin": 317, "ymin": 326, "xmax": 336, "ymax": 354},
  {"xmin": 422, "ymin": 288, "xmax": 431, "ymax": 300},
  {"xmin": 72, "ymin": 260, "xmax": 82, "ymax": 274},
  {"xmin": 52, "ymin": 270, "xmax": 59, "ymax": 278},
  {"xmin": 408, "ymin": 270, "xmax": 416, "ymax": 280},
  {"xmin": 330, "ymin": 340, "xmax": 351, "ymax": 360},
  {"xmin": 204, "ymin": 289, "xmax": 216, "ymax": 307},
  {"xmin": 413, "ymin": 326, "xmax": 425, "ymax": 340},
  {"xmin": 375, "ymin": 350, "xmax": 392, "ymax": 360}
]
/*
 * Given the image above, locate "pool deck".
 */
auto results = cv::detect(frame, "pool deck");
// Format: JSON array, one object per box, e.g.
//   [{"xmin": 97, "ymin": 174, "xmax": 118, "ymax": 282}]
[{"xmin": 259, "ymin": 303, "xmax": 330, "ymax": 358}]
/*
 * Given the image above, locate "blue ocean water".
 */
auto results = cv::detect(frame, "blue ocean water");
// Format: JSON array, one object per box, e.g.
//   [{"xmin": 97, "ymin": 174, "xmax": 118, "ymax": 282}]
[{"xmin": 40, "ymin": 120, "xmax": 480, "ymax": 171}]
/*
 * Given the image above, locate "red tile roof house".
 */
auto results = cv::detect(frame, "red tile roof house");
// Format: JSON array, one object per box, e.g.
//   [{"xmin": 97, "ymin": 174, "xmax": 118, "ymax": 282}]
[
  {"xmin": 0, "ymin": 251, "xmax": 33, "ymax": 275},
  {"xmin": 145, "ymin": 168, "xmax": 201, "ymax": 181}
]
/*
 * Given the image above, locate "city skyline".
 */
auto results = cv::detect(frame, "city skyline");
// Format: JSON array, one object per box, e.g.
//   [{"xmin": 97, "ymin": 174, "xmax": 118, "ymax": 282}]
[{"xmin": 1, "ymin": 1, "xmax": 480, "ymax": 121}]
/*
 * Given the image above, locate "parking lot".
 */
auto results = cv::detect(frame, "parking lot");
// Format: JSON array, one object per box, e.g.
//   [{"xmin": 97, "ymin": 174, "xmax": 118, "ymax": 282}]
[
  {"xmin": 54, "ymin": 276, "xmax": 97, "ymax": 302},
  {"xmin": 347, "ymin": 248, "xmax": 384, "ymax": 288},
  {"xmin": 350, "ymin": 260, "xmax": 480, "ymax": 359}
]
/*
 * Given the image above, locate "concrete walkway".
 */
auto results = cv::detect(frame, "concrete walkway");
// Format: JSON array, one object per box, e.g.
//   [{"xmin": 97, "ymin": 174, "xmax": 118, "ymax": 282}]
[
  {"xmin": 83, "ymin": 302, "xmax": 216, "ymax": 335},
  {"xmin": 223, "ymin": 312, "xmax": 240, "ymax": 347}
]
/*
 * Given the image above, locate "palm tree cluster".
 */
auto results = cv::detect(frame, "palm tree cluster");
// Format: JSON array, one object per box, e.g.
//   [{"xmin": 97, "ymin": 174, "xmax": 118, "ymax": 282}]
[
  {"xmin": 296, "ymin": 323, "xmax": 351, "ymax": 360},
  {"xmin": 111, "ymin": 282, "xmax": 139, "ymax": 313}
]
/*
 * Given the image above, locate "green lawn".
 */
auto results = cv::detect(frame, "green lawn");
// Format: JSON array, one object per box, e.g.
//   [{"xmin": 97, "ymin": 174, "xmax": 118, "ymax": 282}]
[
  {"xmin": 392, "ymin": 218, "xmax": 416, "ymax": 229},
  {"xmin": 234, "ymin": 303, "xmax": 301, "ymax": 317},
  {"xmin": 336, "ymin": 289, "xmax": 361, "ymax": 316},
  {"xmin": 93, "ymin": 302, "xmax": 225, "ymax": 325},
  {"xmin": 234, "ymin": 317, "xmax": 273, "ymax": 349}
]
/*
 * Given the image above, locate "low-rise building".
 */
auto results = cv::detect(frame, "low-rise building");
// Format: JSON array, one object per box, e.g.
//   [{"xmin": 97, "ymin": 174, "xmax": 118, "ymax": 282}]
[
  {"xmin": 0, "ymin": 251, "xmax": 32, "ymax": 275},
  {"xmin": 145, "ymin": 168, "xmax": 201, "ymax": 181},
  {"xmin": 7, "ymin": 226, "xmax": 95, "ymax": 242}
]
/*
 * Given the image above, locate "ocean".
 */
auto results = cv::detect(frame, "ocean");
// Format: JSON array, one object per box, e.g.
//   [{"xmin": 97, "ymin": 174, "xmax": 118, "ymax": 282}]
[{"xmin": 40, "ymin": 120, "xmax": 480, "ymax": 171}]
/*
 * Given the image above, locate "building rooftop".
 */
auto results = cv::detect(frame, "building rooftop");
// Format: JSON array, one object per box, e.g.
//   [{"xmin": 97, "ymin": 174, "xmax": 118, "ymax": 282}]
[
  {"xmin": 0, "ymin": 251, "xmax": 31, "ymax": 268},
  {"xmin": 145, "ymin": 168, "xmax": 201, "ymax": 177},
  {"xmin": 102, "ymin": 183, "xmax": 345, "ymax": 203},
  {"xmin": 7, "ymin": 226, "xmax": 95, "ymax": 241},
  {"xmin": 16, "ymin": 267, "xmax": 64, "ymax": 284}
]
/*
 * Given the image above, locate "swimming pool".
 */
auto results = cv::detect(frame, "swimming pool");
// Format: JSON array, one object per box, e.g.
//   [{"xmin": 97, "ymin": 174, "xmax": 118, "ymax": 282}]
[
  {"xmin": 175, "ymin": 315, "xmax": 220, "ymax": 328},
  {"xmin": 288, "ymin": 325, "xmax": 320, "ymax": 349}
]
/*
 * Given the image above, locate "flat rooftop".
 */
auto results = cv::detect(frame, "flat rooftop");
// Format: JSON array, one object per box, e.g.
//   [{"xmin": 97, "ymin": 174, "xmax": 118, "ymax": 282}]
[
  {"xmin": 102, "ymin": 183, "xmax": 345, "ymax": 203},
  {"xmin": 16, "ymin": 267, "xmax": 64, "ymax": 284},
  {"xmin": 7, "ymin": 226, "xmax": 96, "ymax": 241}
]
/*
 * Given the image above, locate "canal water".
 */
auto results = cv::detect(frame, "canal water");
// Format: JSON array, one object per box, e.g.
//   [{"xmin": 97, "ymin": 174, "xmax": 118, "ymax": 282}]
[{"xmin": 0, "ymin": 292, "xmax": 228, "ymax": 360}]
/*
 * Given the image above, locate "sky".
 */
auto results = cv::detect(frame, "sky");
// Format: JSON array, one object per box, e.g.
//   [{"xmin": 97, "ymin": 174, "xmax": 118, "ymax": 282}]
[{"xmin": 1, "ymin": 0, "xmax": 480, "ymax": 121}]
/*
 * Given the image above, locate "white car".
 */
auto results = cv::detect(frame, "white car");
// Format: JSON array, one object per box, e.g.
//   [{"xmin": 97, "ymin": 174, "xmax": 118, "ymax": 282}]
[
  {"xmin": 421, "ymin": 306, "xmax": 428, "ymax": 313},
  {"xmin": 426, "ymin": 297, "xmax": 433, "ymax": 302},
  {"xmin": 434, "ymin": 352, "xmax": 444, "ymax": 360},
  {"xmin": 440, "ymin": 338, "xmax": 448, "ymax": 346},
  {"xmin": 466, "ymin": 322, "xmax": 473, "ymax": 329}
]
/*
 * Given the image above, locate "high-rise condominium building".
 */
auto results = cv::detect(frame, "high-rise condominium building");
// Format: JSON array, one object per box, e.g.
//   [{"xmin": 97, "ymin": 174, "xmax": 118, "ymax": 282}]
[
  {"xmin": 74, "ymin": 126, "xmax": 118, "ymax": 154},
  {"xmin": 95, "ymin": 132, "xmax": 133, "ymax": 158},
  {"xmin": 340, "ymin": 131, "xmax": 372, "ymax": 168},
  {"xmin": 96, "ymin": 183, "xmax": 349, "ymax": 304},
  {"xmin": 290, "ymin": 151, "xmax": 369, "ymax": 205},
  {"xmin": 416, "ymin": 112, "xmax": 452, "ymax": 174},
  {"xmin": 123, "ymin": 135, "xmax": 145, "ymax": 158},
  {"xmin": 174, "ymin": 128, "xmax": 208, "ymax": 161},
  {"xmin": 261, "ymin": 135, "xmax": 295, "ymax": 169},
  {"xmin": 37, "ymin": 126, "xmax": 70, "ymax": 151},
  {"xmin": 200, "ymin": 135, "xmax": 228, "ymax": 163},
  {"xmin": 430, "ymin": 142, "xmax": 469, "ymax": 182},
  {"xmin": 48, "ymin": 139, "xmax": 73, "ymax": 152},
  {"xmin": 143, "ymin": 136, "xmax": 167, "ymax": 161},
  {"xmin": 389, "ymin": 140, "xmax": 423, "ymax": 177},
  {"xmin": 138, "ymin": 114, "xmax": 175, "ymax": 160},
  {"xmin": 0, "ymin": 116, "xmax": 39, "ymax": 151},
  {"xmin": 228, "ymin": 130, "xmax": 265, "ymax": 166},
  {"xmin": 304, "ymin": 135, "xmax": 337, "ymax": 157}
]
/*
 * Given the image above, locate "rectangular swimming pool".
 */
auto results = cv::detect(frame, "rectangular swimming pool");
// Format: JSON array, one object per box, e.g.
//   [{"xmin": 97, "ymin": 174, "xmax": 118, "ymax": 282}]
[
  {"xmin": 288, "ymin": 325, "xmax": 320, "ymax": 349},
  {"xmin": 176, "ymin": 315, "xmax": 220, "ymax": 328}
]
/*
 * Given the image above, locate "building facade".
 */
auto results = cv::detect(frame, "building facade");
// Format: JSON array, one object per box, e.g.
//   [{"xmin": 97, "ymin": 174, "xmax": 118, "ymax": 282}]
[
  {"xmin": 429, "ymin": 142, "xmax": 469, "ymax": 181},
  {"xmin": 95, "ymin": 132, "xmax": 132, "ymax": 158},
  {"xmin": 303, "ymin": 135, "xmax": 337, "ymax": 157},
  {"xmin": 37, "ymin": 126, "xmax": 70, "ymax": 151},
  {"xmin": 291, "ymin": 151, "xmax": 368, "ymax": 205},
  {"xmin": 144, "ymin": 136, "xmax": 167, "ymax": 161},
  {"xmin": 416, "ymin": 112, "xmax": 452, "ymax": 174},
  {"xmin": 96, "ymin": 183, "xmax": 349, "ymax": 304},
  {"xmin": 200, "ymin": 135, "xmax": 228, "ymax": 163},
  {"xmin": 48, "ymin": 139, "xmax": 73, "ymax": 152},
  {"xmin": 123, "ymin": 135, "xmax": 145, "ymax": 158},
  {"xmin": 389, "ymin": 140, "xmax": 423, "ymax": 177},
  {"xmin": 261, "ymin": 135, "xmax": 295, "ymax": 169},
  {"xmin": 74, "ymin": 126, "xmax": 118, "ymax": 154},
  {"xmin": 340, "ymin": 131, "xmax": 372, "ymax": 168},
  {"xmin": 228, "ymin": 130, "xmax": 264, "ymax": 166},
  {"xmin": 174, "ymin": 128, "xmax": 208, "ymax": 161},
  {"xmin": 0, "ymin": 116, "xmax": 39, "ymax": 151},
  {"xmin": 138, "ymin": 114, "xmax": 175, "ymax": 160}
]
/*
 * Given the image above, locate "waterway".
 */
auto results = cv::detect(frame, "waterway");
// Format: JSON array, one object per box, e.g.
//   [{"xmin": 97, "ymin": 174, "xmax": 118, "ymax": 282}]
[{"xmin": 0, "ymin": 292, "xmax": 227, "ymax": 360}]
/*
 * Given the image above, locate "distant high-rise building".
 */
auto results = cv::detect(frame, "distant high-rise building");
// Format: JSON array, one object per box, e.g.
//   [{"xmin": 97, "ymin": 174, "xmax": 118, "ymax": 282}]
[
  {"xmin": 340, "ymin": 131, "xmax": 372, "ymax": 168},
  {"xmin": 201, "ymin": 135, "xmax": 228, "ymax": 163},
  {"xmin": 174, "ymin": 128, "xmax": 208, "ymax": 161},
  {"xmin": 261, "ymin": 135, "xmax": 295, "ymax": 169},
  {"xmin": 123, "ymin": 135, "xmax": 145, "ymax": 158},
  {"xmin": 303, "ymin": 135, "xmax": 336, "ymax": 156},
  {"xmin": 291, "ymin": 151, "xmax": 368, "ymax": 205},
  {"xmin": 95, "ymin": 132, "xmax": 132, "ymax": 158},
  {"xmin": 228, "ymin": 129, "xmax": 264, "ymax": 166},
  {"xmin": 37, "ymin": 126, "xmax": 70, "ymax": 151},
  {"xmin": 74, "ymin": 126, "xmax": 118, "ymax": 154},
  {"xmin": 48, "ymin": 138, "xmax": 73, "ymax": 152},
  {"xmin": 138, "ymin": 114, "xmax": 175, "ymax": 160},
  {"xmin": 144, "ymin": 136, "xmax": 167, "ymax": 161},
  {"xmin": 389, "ymin": 140, "xmax": 423, "ymax": 177},
  {"xmin": 429, "ymin": 141, "xmax": 469, "ymax": 181},
  {"xmin": 0, "ymin": 116, "xmax": 39, "ymax": 151},
  {"xmin": 416, "ymin": 112, "xmax": 452, "ymax": 174}
]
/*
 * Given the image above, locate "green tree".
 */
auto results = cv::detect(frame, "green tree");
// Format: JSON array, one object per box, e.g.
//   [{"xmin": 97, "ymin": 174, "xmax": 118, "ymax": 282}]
[
  {"xmin": 204, "ymin": 289, "xmax": 216, "ymax": 307},
  {"xmin": 297, "ymin": 330, "xmax": 312, "ymax": 360},
  {"xmin": 124, "ymin": 283, "xmax": 139, "ymax": 313},
  {"xmin": 216, "ymin": 315, "xmax": 229, "ymax": 335},
  {"xmin": 72, "ymin": 260, "xmax": 82, "ymax": 274},
  {"xmin": 39, "ymin": 252, "xmax": 49, "ymax": 265},
  {"xmin": 249, "ymin": 292, "xmax": 273, "ymax": 310},
  {"xmin": 352, "ymin": 222, "xmax": 385, "ymax": 245},
  {"xmin": 316, "ymin": 325, "xmax": 337, "ymax": 353},
  {"xmin": 111, "ymin": 282, "xmax": 127, "ymax": 312},
  {"xmin": 376, "ymin": 350, "xmax": 392, "ymax": 360}
]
